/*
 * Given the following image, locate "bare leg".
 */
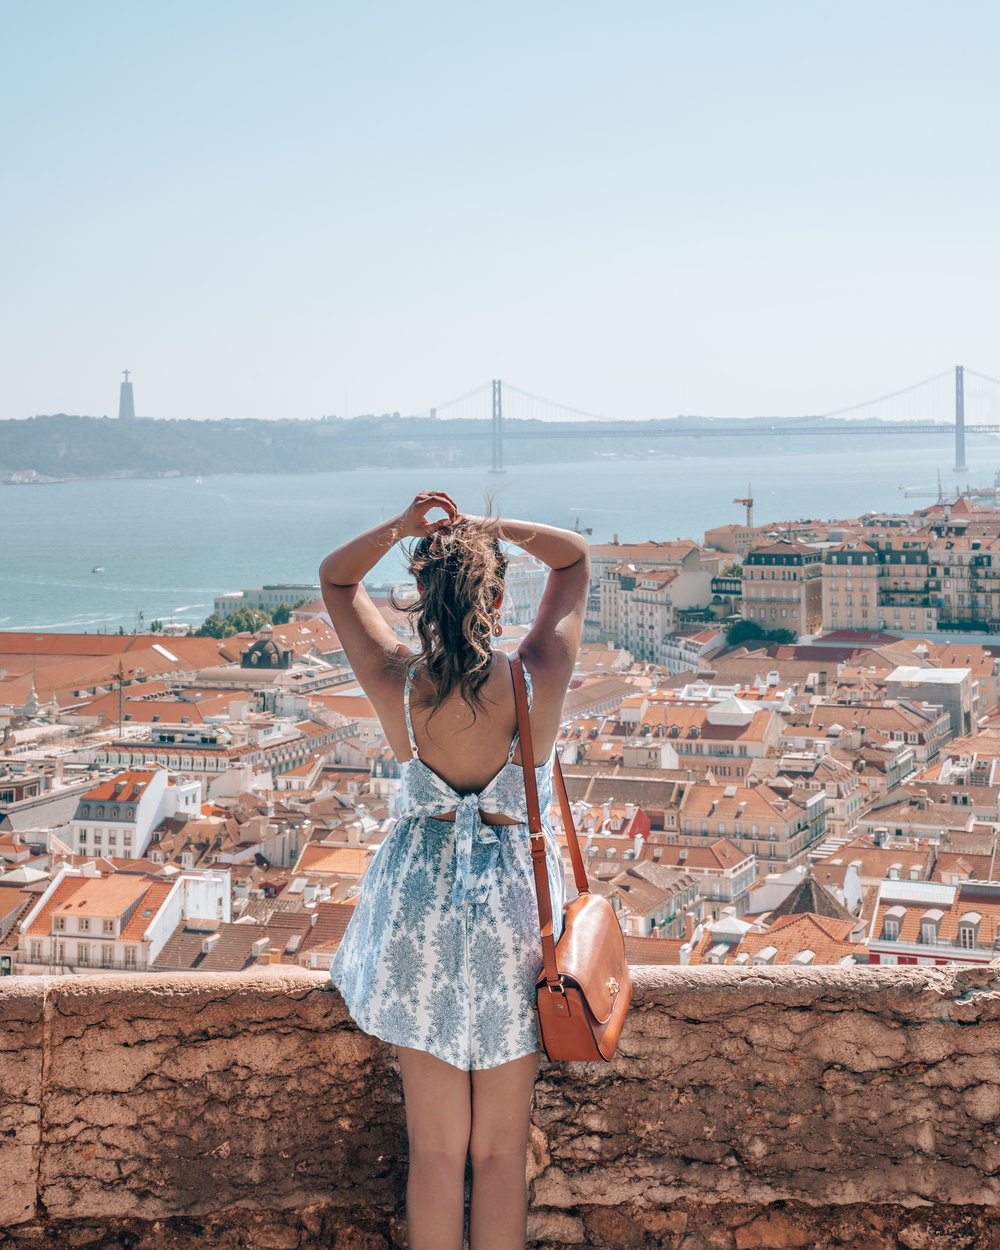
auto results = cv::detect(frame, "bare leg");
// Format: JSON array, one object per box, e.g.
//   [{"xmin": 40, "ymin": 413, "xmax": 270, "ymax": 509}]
[
  {"xmin": 468, "ymin": 1051, "xmax": 539, "ymax": 1250},
  {"xmin": 396, "ymin": 1046, "xmax": 472, "ymax": 1250}
]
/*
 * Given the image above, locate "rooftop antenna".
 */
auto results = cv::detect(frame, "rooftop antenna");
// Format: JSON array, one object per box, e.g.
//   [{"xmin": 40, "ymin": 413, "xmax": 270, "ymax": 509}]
[
  {"xmin": 113, "ymin": 660, "xmax": 127, "ymax": 739},
  {"xmin": 734, "ymin": 484, "xmax": 754, "ymax": 530}
]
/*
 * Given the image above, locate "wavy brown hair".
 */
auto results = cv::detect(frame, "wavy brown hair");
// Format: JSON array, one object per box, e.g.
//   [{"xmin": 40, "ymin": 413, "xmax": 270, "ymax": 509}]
[{"xmin": 393, "ymin": 517, "xmax": 509, "ymax": 717}]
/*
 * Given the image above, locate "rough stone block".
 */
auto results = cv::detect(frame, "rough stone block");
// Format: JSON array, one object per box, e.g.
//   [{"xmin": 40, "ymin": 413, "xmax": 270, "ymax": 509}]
[
  {"xmin": 37, "ymin": 971, "xmax": 405, "ymax": 1222},
  {"xmin": 0, "ymin": 978, "xmax": 46, "ymax": 1225}
]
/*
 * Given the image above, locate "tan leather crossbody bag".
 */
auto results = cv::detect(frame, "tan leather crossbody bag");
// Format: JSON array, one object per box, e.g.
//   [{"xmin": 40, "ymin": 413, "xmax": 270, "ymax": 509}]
[{"xmin": 510, "ymin": 652, "xmax": 631, "ymax": 1062}]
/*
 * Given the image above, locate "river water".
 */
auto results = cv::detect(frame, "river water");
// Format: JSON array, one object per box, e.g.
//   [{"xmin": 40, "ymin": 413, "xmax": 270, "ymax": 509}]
[{"xmin": 3, "ymin": 445, "xmax": 998, "ymax": 633}]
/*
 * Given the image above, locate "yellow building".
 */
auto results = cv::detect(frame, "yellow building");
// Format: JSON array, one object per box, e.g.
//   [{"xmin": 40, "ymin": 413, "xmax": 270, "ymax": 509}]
[{"xmin": 742, "ymin": 540, "xmax": 823, "ymax": 637}]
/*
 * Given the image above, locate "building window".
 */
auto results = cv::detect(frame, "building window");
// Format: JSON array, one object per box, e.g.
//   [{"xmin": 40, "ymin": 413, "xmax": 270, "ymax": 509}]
[
  {"xmin": 53, "ymin": 916, "xmax": 65, "ymax": 932},
  {"xmin": 78, "ymin": 918, "xmax": 90, "ymax": 933},
  {"xmin": 77, "ymin": 945, "xmax": 90, "ymax": 966},
  {"xmin": 883, "ymin": 919, "xmax": 899, "ymax": 940},
  {"xmin": 124, "ymin": 947, "xmax": 137, "ymax": 969},
  {"xmin": 103, "ymin": 920, "xmax": 114, "ymax": 934},
  {"xmin": 30, "ymin": 941, "xmax": 42, "ymax": 962},
  {"xmin": 102, "ymin": 946, "xmax": 114, "ymax": 968}
]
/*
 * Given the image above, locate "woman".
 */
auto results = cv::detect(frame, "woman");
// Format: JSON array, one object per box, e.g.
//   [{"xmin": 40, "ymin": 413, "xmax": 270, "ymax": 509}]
[{"xmin": 319, "ymin": 490, "xmax": 589, "ymax": 1250}]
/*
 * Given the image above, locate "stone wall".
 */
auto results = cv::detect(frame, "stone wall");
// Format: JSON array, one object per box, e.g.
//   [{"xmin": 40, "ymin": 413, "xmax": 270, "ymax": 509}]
[{"xmin": 2, "ymin": 966, "xmax": 1000, "ymax": 1249}]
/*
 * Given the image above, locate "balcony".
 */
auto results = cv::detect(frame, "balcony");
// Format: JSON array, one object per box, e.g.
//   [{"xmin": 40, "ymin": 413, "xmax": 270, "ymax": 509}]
[
  {"xmin": 2, "ymin": 966, "xmax": 1000, "ymax": 1248},
  {"xmin": 936, "ymin": 618, "xmax": 996, "ymax": 633},
  {"xmin": 878, "ymin": 590, "xmax": 933, "ymax": 606}
]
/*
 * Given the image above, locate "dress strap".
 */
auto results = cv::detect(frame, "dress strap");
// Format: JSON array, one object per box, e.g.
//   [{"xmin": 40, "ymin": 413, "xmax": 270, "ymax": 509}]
[
  {"xmin": 506, "ymin": 657, "xmax": 533, "ymax": 762},
  {"xmin": 403, "ymin": 666, "xmax": 420, "ymax": 760}
]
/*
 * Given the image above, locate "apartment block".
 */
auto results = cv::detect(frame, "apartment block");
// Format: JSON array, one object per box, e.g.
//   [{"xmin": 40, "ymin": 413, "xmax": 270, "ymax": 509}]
[
  {"xmin": 68, "ymin": 769, "xmax": 200, "ymax": 860},
  {"xmin": 741, "ymin": 540, "xmax": 823, "ymax": 637},
  {"xmin": 823, "ymin": 540, "xmax": 882, "ymax": 634},
  {"xmin": 599, "ymin": 564, "xmax": 713, "ymax": 663},
  {"xmin": 585, "ymin": 540, "xmax": 714, "ymax": 642},
  {"xmin": 678, "ymin": 780, "xmax": 827, "ymax": 871}
]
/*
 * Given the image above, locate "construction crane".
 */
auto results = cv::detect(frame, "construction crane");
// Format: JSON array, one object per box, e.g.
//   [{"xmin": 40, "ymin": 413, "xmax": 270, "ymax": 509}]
[{"xmin": 733, "ymin": 484, "xmax": 753, "ymax": 529}]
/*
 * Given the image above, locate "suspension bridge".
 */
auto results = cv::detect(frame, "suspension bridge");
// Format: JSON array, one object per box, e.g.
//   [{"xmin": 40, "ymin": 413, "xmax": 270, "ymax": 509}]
[{"xmin": 389, "ymin": 365, "xmax": 1000, "ymax": 473}]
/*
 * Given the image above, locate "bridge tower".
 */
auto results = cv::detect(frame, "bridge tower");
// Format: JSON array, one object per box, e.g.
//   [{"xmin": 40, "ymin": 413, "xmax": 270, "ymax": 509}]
[
  {"xmin": 954, "ymin": 365, "xmax": 967, "ymax": 472},
  {"xmin": 491, "ymin": 379, "xmax": 504, "ymax": 474}
]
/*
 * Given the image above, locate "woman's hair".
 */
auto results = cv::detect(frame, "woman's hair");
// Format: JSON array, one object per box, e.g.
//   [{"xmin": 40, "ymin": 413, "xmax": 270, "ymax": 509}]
[{"xmin": 394, "ymin": 517, "xmax": 509, "ymax": 716}]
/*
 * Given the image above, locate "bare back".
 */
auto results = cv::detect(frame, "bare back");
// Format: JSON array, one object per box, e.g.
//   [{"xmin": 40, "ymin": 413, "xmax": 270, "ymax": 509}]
[{"xmin": 368, "ymin": 649, "xmax": 562, "ymax": 796}]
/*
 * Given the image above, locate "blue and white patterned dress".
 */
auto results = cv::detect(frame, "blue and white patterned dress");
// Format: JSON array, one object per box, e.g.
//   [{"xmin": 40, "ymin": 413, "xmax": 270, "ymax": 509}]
[{"xmin": 330, "ymin": 664, "xmax": 565, "ymax": 1070}]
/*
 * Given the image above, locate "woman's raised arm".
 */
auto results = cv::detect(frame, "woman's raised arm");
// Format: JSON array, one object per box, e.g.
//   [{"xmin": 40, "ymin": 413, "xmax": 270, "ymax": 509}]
[
  {"xmin": 478, "ymin": 515, "xmax": 591, "ymax": 683},
  {"xmin": 318, "ymin": 491, "xmax": 457, "ymax": 689}
]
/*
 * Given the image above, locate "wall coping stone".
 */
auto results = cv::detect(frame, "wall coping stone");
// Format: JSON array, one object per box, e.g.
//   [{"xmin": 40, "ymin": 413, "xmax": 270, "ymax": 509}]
[{"xmin": 2, "ymin": 964, "xmax": 1000, "ymax": 1248}]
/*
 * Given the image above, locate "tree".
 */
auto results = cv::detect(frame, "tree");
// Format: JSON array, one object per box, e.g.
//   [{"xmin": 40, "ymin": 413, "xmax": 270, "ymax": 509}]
[
  {"xmin": 725, "ymin": 620, "xmax": 797, "ymax": 647},
  {"xmin": 272, "ymin": 596, "xmax": 311, "ymax": 625},
  {"xmin": 195, "ymin": 613, "xmax": 231, "ymax": 638},
  {"xmin": 721, "ymin": 561, "xmax": 743, "ymax": 578},
  {"xmin": 725, "ymin": 619, "xmax": 767, "ymax": 646},
  {"xmin": 227, "ymin": 607, "xmax": 273, "ymax": 634},
  {"xmin": 150, "ymin": 619, "xmax": 163, "ymax": 633}
]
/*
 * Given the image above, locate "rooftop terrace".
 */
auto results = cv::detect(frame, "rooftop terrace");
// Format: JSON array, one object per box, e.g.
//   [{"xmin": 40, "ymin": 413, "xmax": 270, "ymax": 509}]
[{"xmin": 2, "ymin": 966, "xmax": 1000, "ymax": 1248}]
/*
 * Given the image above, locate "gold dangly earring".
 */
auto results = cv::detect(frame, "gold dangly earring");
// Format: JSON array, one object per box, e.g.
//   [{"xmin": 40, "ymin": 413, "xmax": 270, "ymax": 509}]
[{"xmin": 492, "ymin": 611, "xmax": 503, "ymax": 638}]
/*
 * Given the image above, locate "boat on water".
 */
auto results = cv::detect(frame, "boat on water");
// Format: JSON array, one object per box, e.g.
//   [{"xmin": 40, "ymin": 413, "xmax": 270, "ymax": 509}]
[
  {"xmin": 195, "ymin": 475, "xmax": 203, "ymax": 485},
  {"xmin": 91, "ymin": 565, "xmax": 104, "ymax": 574}
]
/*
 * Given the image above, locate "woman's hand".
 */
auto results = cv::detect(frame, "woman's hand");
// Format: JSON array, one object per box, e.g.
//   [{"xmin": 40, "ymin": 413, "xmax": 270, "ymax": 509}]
[{"xmin": 398, "ymin": 490, "xmax": 458, "ymax": 540}]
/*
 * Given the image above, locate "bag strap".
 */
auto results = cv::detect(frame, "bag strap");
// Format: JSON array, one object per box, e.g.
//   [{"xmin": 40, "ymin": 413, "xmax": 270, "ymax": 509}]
[{"xmin": 508, "ymin": 652, "xmax": 590, "ymax": 990}]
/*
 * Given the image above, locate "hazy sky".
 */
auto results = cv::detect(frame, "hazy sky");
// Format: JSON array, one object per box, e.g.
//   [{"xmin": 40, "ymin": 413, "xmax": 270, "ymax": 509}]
[{"xmin": 3, "ymin": 2, "xmax": 998, "ymax": 424}]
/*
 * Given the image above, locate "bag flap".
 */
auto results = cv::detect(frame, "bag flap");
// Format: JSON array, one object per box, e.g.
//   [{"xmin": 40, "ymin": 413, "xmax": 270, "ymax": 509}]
[{"xmin": 553, "ymin": 892, "xmax": 630, "ymax": 1024}]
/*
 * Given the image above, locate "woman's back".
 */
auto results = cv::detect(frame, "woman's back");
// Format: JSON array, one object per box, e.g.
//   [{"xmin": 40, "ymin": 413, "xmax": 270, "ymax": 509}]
[{"xmin": 384, "ymin": 651, "xmax": 548, "ymax": 797}]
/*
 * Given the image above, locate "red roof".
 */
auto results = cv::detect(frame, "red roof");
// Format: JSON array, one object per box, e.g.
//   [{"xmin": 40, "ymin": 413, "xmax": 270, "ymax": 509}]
[{"xmin": 81, "ymin": 769, "xmax": 161, "ymax": 802}]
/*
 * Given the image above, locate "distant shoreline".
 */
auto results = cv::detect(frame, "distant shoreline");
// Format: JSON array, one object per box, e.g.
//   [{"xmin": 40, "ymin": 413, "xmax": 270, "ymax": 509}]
[{"xmin": 0, "ymin": 411, "xmax": 984, "ymax": 486}]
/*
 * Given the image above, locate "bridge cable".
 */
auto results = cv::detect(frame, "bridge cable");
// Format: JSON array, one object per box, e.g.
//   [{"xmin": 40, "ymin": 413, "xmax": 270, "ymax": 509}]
[
  {"xmin": 812, "ymin": 369, "xmax": 953, "ymax": 419},
  {"xmin": 965, "ymin": 368, "xmax": 1000, "ymax": 388},
  {"xmin": 429, "ymin": 382, "xmax": 494, "ymax": 415},
  {"xmin": 501, "ymin": 382, "xmax": 618, "ymax": 423}
]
